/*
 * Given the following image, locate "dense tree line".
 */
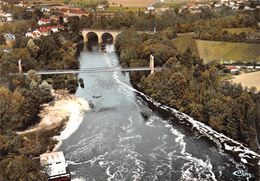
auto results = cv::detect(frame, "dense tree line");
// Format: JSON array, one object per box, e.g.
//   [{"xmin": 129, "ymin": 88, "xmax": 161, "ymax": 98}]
[
  {"xmin": 115, "ymin": 30, "xmax": 260, "ymax": 153},
  {"xmin": 0, "ymin": 26, "xmax": 82, "ymax": 180},
  {"xmin": 0, "ymin": 31, "xmax": 81, "ymax": 92},
  {"xmin": 66, "ymin": 8, "xmax": 259, "ymax": 34},
  {"xmin": 195, "ymin": 29, "xmax": 254, "ymax": 42},
  {"xmin": 0, "ymin": 71, "xmax": 53, "ymax": 180}
]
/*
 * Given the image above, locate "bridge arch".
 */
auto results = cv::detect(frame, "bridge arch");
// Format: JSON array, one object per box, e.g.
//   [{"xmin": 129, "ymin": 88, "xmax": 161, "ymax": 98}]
[
  {"xmin": 101, "ymin": 32, "xmax": 114, "ymax": 44},
  {"xmin": 81, "ymin": 29, "xmax": 121, "ymax": 44},
  {"xmin": 86, "ymin": 32, "xmax": 99, "ymax": 50}
]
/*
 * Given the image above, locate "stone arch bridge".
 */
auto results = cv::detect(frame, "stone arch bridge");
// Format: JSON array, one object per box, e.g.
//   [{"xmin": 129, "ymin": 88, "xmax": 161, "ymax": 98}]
[
  {"xmin": 81, "ymin": 29, "xmax": 155, "ymax": 44},
  {"xmin": 81, "ymin": 29, "xmax": 121, "ymax": 43}
]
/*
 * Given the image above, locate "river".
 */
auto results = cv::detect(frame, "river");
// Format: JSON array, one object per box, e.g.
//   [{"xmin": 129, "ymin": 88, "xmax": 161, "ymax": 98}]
[{"xmin": 58, "ymin": 45, "xmax": 259, "ymax": 181}]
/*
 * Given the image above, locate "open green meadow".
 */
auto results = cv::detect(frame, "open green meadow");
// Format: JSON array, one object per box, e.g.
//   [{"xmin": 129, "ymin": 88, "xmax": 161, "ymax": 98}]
[
  {"xmin": 196, "ymin": 40, "xmax": 260, "ymax": 63},
  {"xmin": 154, "ymin": 0, "xmax": 188, "ymax": 8},
  {"xmin": 173, "ymin": 34, "xmax": 198, "ymax": 54},
  {"xmin": 173, "ymin": 34, "xmax": 260, "ymax": 63}
]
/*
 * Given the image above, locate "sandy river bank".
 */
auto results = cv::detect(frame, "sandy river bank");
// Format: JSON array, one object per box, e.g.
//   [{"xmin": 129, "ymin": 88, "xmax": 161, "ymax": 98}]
[{"xmin": 17, "ymin": 90, "xmax": 90, "ymax": 149}]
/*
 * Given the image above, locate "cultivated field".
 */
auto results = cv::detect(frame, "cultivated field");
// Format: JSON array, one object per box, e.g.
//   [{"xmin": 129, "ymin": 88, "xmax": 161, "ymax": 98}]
[
  {"xmin": 232, "ymin": 71, "xmax": 260, "ymax": 91},
  {"xmin": 108, "ymin": 0, "xmax": 157, "ymax": 7}
]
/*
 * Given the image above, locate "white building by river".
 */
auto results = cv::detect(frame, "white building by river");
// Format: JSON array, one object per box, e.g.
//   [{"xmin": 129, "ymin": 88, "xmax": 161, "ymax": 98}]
[{"xmin": 40, "ymin": 151, "xmax": 70, "ymax": 181}]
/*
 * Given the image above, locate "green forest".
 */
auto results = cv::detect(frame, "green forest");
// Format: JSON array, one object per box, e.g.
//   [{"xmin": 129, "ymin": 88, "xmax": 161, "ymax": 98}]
[
  {"xmin": 115, "ymin": 29, "xmax": 260, "ymax": 153},
  {"xmin": 0, "ymin": 29, "xmax": 82, "ymax": 179}
]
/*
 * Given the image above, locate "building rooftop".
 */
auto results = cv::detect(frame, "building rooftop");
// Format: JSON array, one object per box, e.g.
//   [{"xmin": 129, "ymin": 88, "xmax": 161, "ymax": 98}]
[{"xmin": 40, "ymin": 151, "xmax": 68, "ymax": 178}]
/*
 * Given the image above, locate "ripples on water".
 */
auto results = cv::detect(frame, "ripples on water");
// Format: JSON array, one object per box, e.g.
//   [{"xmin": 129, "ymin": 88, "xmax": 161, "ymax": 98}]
[{"xmin": 58, "ymin": 45, "xmax": 259, "ymax": 181}]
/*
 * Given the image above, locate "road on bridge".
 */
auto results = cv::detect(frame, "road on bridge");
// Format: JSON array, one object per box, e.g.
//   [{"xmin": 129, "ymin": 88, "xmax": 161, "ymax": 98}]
[{"xmin": 22, "ymin": 66, "xmax": 162, "ymax": 75}]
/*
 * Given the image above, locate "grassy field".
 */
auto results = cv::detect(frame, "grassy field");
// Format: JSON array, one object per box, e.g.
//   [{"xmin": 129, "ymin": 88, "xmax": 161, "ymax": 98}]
[
  {"xmin": 108, "ymin": 0, "xmax": 156, "ymax": 7},
  {"xmin": 196, "ymin": 40, "xmax": 260, "ymax": 63},
  {"xmin": 155, "ymin": 0, "xmax": 188, "ymax": 8},
  {"xmin": 173, "ymin": 34, "xmax": 260, "ymax": 63},
  {"xmin": 173, "ymin": 34, "xmax": 198, "ymax": 54}
]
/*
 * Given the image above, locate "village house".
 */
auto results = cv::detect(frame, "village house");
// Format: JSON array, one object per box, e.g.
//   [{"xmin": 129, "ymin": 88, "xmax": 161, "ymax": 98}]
[
  {"xmin": 26, "ymin": 25, "xmax": 64, "ymax": 39},
  {"xmin": 60, "ymin": 8, "xmax": 87, "ymax": 17},
  {"xmin": 147, "ymin": 6, "xmax": 155, "ymax": 11},
  {"xmin": 160, "ymin": 7, "xmax": 169, "ymax": 12},
  {"xmin": 97, "ymin": 4, "xmax": 107, "ymax": 10},
  {"xmin": 226, "ymin": 65, "xmax": 240, "ymax": 74},
  {"xmin": 26, "ymin": 30, "xmax": 41, "ymax": 39},
  {"xmin": 5, "ymin": 13, "xmax": 12, "ymax": 22},
  {"xmin": 26, "ymin": 5, "xmax": 33, "ymax": 12},
  {"xmin": 40, "ymin": 152, "xmax": 70, "ymax": 181},
  {"xmin": 38, "ymin": 18, "xmax": 51, "ymax": 26},
  {"xmin": 41, "ymin": 7, "xmax": 50, "ymax": 12}
]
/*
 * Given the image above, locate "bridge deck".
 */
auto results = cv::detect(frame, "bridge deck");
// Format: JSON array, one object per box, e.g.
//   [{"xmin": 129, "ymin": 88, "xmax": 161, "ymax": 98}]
[{"xmin": 21, "ymin": 67, "xmax": 161, "ymax": 75}]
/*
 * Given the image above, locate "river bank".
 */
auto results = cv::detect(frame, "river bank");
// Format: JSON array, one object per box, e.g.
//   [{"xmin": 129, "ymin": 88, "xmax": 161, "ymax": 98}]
[
  {"xmin": 131, "ymin": 82, "xmax": 260, "ymax": 178},
  {"xmin": 17, "ymin": 90, "xmax": 90, "ymax": 151},
  {"xmin": 58, "ymin": 49, "xmax": 259, "ymax": 180}
]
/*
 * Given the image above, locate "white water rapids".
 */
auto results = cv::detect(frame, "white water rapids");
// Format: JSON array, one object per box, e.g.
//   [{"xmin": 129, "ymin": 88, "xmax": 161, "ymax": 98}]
[{"xmin": 57, "ymin": 45, "xmax": 259, "ymax": 181}]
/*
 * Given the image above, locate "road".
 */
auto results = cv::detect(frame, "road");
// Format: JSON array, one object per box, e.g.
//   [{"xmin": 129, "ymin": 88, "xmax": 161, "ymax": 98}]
[{"xmin": 22, "ymin": 67, "xmax": 160, "ymax": 75}]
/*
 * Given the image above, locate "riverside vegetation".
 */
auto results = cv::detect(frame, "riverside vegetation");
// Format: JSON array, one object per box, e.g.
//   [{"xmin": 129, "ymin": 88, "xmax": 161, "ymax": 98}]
[
  {"xmin": 0, "ymin": 29, "xmax": 83, "ymax": 179},
  {"xmin": 115, "ymin": 29, "xmax": 260, "ymax": 154},
  {"xmin": 0, "ymin": 4, "xmax": 259, "ymax": 179}
]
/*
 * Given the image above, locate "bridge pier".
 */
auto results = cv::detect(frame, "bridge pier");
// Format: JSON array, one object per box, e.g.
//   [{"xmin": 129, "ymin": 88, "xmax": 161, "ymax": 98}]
[
  {"xmin": 150, "ymin": 55, "xmax": 155, "ymax": 74},
  {"xmin": 18, "ymin": 59, "xmax": 23, "ymax": 75}
]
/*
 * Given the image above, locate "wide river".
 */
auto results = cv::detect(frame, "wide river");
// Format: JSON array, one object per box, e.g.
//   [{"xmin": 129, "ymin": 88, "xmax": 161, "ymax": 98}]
[{"xmin": 58, "ymin": 46, "xmax": 259, "ymax": 181}]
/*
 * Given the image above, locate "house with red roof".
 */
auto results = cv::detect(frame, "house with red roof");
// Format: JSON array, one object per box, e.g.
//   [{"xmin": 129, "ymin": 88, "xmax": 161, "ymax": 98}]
[
  {"xmin": 38, "ymin": 18, "xmax": 51, "ymax": 26},
  {"xmin": 26, "ymin": 25, "xmax": 64, "ymax": 39},
  {"xmin": 226, "ymin": 66, "xmax": 240, "ymax": 74}
]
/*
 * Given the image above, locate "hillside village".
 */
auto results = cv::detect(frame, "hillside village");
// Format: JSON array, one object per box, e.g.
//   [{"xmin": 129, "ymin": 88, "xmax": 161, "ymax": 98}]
[{"xmin": 0, "ymin": 0, "xmax": 259, "ymax": 64}]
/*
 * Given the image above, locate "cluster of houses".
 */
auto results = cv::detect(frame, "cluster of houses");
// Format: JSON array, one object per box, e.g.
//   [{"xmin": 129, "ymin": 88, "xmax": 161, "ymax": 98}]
[
  {"xmin": 179, "ymin": 0, "xmax": 260, "ymax": 14},
  {"xmin": 215, "ymin": 0, "xmax": 259, "ymax": 10},
  {"xmin": 24, "ymin": 6, "xmax": 88, "ymax": 39},
  {"xmin": 25, "ymin": 24, "xmax": 64, "ymax": 39}
]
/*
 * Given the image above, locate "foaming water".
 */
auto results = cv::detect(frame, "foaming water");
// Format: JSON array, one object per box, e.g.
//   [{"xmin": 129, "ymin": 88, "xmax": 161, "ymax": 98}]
[{"xmin": 58, "ymin": 45, "xmax": 259, "ymax": 181}]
